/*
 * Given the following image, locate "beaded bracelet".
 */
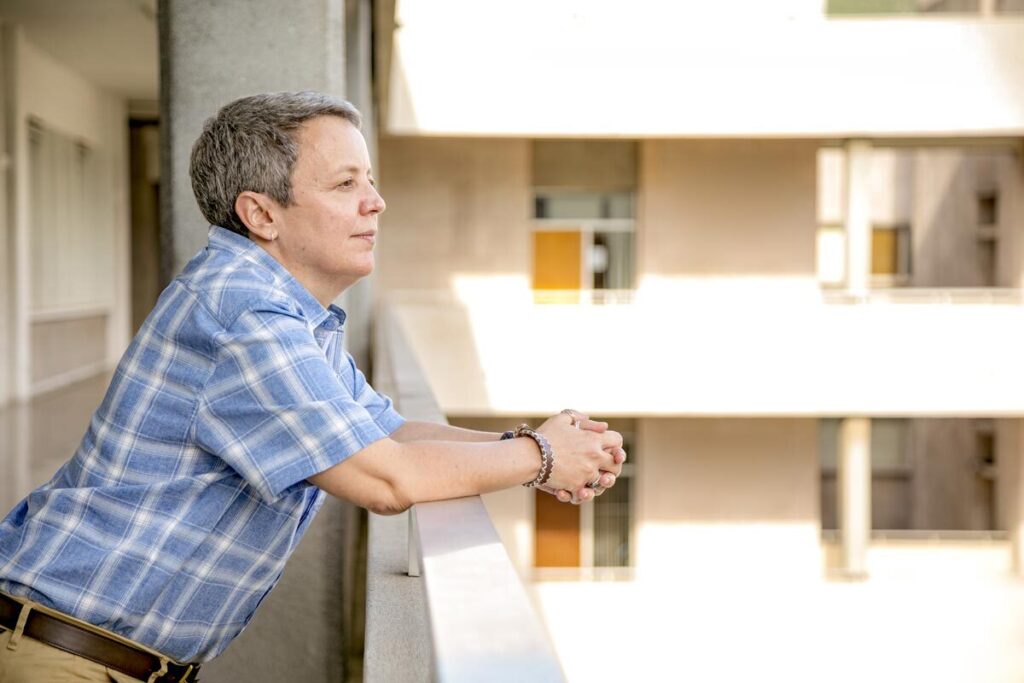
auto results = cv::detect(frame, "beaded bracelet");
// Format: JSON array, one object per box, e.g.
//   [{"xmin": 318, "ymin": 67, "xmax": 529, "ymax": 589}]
[{"xmin": 501, "ymin": 424, "xmax": 554, "ymax": 488}]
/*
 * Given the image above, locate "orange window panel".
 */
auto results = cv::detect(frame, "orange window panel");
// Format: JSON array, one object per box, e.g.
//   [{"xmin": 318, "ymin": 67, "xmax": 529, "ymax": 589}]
[
  {"xmin": 532, "ymin": 230, "xmax": 581, "ymax": 291},
  {"xmin": 534, "ymin": 489, "xmax": 581, "ymax": 568},
  {"xmin": 871, "ymin": 228, "xmax": 898, "ymax": 275}
]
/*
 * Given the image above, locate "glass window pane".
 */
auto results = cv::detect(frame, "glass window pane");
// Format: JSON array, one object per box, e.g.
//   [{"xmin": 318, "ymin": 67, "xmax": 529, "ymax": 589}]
[
  {"xmin": 535, "ymin": 192, "xmax": 604, "ymax": 220},
  {"xmin": 535, "ymin": 191, "xmax": 635, "ymax": 220},
  {"xmin": 606, "ymin": 193, "xmax": 634, "ymax": 219},
  {"xmin": 593, "ymin": 477, "xmax": 631, "ymax": 567},
  {"xmin": 872, "ymin": 419, "xmax": 908, "ymax": 469},
  {"xmin": 593, "ymin": 231, "xmax": 635, "ymax": 290}
]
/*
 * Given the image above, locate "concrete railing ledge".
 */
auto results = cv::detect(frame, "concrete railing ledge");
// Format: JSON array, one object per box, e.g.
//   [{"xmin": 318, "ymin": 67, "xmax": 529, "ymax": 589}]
[{"xmin": 365, "ymin": 306, "xmax": 565, "ymax": 683}]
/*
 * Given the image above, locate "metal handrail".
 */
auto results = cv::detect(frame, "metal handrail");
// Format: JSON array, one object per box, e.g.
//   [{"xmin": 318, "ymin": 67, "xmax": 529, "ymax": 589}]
[{"xmin": 365, "ymin": 307, "xmax": 565, "ymax": 683}]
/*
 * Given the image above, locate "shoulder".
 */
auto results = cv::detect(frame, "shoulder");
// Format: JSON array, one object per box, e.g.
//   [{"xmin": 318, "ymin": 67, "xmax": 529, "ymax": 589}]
[{"xmin": 177, "ymin": 246, "xmax": 299, "ymax": 328}]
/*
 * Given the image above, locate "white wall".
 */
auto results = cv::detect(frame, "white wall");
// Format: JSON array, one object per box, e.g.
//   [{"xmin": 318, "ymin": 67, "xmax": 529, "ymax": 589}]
[
  {"xmin": 4, "ymin": 26, "xmax": 130, "ymax": 401},
  {"xmin": 911, "ymin": 150, "xmax": 1016, "ymax": 287},
  {"xmin": 387, "ymin": 3, "xmax": 1024, "ymax": 137},
  {"xmin": 453, "ymin": 416, "xmax": 822, "ymax": 580},
  {"xmin": 635, "ymin": 418, "xmax": 821, "ymax": 581},
  {"xmin": 639, "ymin": 139, "xmax": 818, "ymax": 282},
  {"xmin": 377, "ymin": 136, "xmax": 531, "ymax": 293}
]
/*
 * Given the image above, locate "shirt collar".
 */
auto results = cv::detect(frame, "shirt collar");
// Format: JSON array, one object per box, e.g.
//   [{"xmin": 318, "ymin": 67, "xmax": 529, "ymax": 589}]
[{"xmin": 207, "ymin": 225, "xmax": 347, "ymax": 331}]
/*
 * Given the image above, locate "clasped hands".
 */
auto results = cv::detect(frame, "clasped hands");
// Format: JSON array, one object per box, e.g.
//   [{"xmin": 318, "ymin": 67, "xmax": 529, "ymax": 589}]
[{"xmin": 535, "ymin": 409, "xmax": 626, "ymax": 505}]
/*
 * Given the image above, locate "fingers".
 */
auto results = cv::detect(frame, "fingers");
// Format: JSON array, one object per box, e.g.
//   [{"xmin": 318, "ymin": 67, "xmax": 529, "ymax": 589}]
[
  {"xmin": 539, "ymin": 413, "xmax": 624, "ymax": 495},
  {"xmin": 578, "ymin": 418, "xmax": 608, "ymax": 433},
  {"xmin": 538, "ymin": 484, "xmax": 574, "ymax": 503},
  {"xmin": 604, "ymin": 449, "xmax": 625, "ymax": 478},
  {"xmin": 599, "ymin": 429, "xmax": 623, "ymax": 452},
  {"xmin": 555, "ymin": 472, "xmax": 623, "ymax": 505},
  {"xmin": 570, "ymin": 486, "xmax": 596, "ymax": 505},
  {"xmin": 560, "ymin": 409, "xmax": 607, "ymax": 433}
]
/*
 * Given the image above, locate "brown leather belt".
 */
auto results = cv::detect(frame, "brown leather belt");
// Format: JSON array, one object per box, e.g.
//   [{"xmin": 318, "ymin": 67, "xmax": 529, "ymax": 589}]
[{"xmin": 0, "ymin": 592, "xmax": 198, "ymax": 682}]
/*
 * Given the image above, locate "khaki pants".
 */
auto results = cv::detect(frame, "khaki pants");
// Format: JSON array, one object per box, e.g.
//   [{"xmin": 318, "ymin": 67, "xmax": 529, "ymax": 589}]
[
  {"xmin": 0, "ymin": 594, "xmax": 180, "ymax": 683},
  {"xmin": 0, "ymin": 628, "xmax": 142, "ymax": 682}
]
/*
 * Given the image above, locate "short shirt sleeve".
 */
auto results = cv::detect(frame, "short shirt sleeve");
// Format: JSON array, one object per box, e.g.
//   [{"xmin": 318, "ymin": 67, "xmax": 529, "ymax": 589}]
[
  {"xmin": 193, "ymin": 301, "xmax": 403, "ymax": 502},
  {"xmin": 342, "ymin": 347, "xmax": 405, "ymax": 434}
]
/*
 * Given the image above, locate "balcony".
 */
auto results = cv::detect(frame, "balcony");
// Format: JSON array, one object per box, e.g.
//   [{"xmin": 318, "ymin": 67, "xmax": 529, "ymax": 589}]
[
  {"xmin": 365, "ymin": 298, "xmax": 1024, "ymax": 682},
  {"xmin": 364, "ymin": 306, "xmax": 565, "ymax": 682},
  {"xmin": 381, "ymin": 281, "xmax": 1024, "ymax": 417}
]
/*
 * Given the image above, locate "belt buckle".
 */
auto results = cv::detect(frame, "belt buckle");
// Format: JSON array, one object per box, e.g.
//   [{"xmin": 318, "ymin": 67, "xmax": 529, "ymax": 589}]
[{"xmin": 157, "ymin": 664, "xmax": 193, "ymax": 683}]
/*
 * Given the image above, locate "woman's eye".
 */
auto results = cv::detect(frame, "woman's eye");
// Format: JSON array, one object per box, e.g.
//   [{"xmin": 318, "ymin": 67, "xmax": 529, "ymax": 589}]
[{"xmin": 339, "ymin": 179, "xmax": 355, "ymax": 188}]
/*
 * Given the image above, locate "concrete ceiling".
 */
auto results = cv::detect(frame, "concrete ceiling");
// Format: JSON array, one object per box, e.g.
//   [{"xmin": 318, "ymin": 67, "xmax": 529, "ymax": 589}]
[{"xmin": 0, "ymin": 0, "xmax": 158, "ymax": 101}]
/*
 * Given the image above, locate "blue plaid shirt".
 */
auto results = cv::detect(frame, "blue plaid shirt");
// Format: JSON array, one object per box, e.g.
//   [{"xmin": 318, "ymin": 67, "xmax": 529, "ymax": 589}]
[{"xmin": 0, "ymin": 226, "xmax": 404, "ymax": 662}]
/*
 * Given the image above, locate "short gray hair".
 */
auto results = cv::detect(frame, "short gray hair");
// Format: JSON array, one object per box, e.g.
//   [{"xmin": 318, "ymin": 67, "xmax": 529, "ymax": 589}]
[{"xmin": 190, "ymin": 91, "xmax": 362, "ymax": 237}]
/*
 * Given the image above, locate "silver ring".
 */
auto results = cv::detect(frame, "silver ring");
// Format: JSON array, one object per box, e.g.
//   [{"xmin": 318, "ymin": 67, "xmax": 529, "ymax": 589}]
[
  {"xmin": 561, "ymin": 408, "xmax": 582, "ymax": 429},
  {"xmin": 586, "ymin": 477, "xmax": 603, "ymax": 489}
]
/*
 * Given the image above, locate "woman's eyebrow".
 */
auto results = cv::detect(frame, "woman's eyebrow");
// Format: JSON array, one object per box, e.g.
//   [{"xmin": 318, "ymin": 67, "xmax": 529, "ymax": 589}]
[{"xmin": 331, "ymin": 164, "xmax": 370, "ymax": 176}]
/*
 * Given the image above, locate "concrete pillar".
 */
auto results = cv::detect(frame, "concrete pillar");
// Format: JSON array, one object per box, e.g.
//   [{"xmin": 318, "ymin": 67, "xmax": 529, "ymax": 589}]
[
  {"xmin": 340, "ymin": 0, "xmax": 376, "ymax": 370},
  {"xmin": 159, "ymin": 0, "xmax": 345, "ymax": 281},
  {"xmin": 158, "ymin": 3, "xmax": 360, "ymax": 682},
  {"xmin": 0, "ymin": 25, "xmax": 9, "ymax": 405},
  {"xmin": 3, "ymin": 26, "xmax": 32, "ymax": 403},
  {"xmin": 844, "ymin": 140, "xmax": 873, "ymax": 297},
  {"xmin": 838, "ymin": 417, "xmax": 871, "ymax": 578}
]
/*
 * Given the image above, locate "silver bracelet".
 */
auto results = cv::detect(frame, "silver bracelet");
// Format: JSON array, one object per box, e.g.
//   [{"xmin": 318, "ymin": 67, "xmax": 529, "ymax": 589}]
[{"xmin": 504, "ymin": 424, "xmax": 554, "ymax": 488}]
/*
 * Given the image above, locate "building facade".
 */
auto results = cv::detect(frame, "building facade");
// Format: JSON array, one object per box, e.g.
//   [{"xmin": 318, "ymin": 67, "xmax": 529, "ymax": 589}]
[{"xmin": 2, "ymin": 0, "xmax": 1024, "ymax": 680}]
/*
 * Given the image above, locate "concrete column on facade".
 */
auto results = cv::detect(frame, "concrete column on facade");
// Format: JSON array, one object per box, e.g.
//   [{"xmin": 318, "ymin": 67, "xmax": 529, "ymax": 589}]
[
  {"xmin": 158, "ymin": 3, "xmax": 358, "ymax": 682},
  {"xmin": 997, "ymin": 418, "xmax": 1024, "ymax": 576},
  {"xmin": 838, "ymin": 417, "xmax": 871, "ymax": 578},
  {"xmin": 844, "ymin": 139, "xmax": 873, "ymax": 297}
]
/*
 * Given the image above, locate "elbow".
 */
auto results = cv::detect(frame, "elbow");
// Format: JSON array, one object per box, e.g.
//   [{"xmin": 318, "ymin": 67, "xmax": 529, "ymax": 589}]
[{"xmin": 366, "ymin": 480, "xmax": 413, "ymax": 516}]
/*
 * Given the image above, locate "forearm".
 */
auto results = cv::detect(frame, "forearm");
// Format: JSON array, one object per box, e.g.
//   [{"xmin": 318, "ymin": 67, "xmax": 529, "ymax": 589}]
[
  {"xmin": 390, "ymin": 438, "xmax": 540, "ymax": 505},
  {"xmin": 390, "ymin": 420, "xmax": 501, "ymax": 443},
  {"xmin": 309, "ymin": 436, "xmax": 541, "ymax": 514},
  {"xmin": 311, "ymin": 413, "xmax": 620, "ymax": 514}
]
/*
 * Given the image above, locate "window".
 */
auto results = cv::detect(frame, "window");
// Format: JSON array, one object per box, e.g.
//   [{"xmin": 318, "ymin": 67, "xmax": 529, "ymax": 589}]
[
  {"xmin": 821, "ymin": 418, "xmax": 1001, "ymax": 533},
  {"xmin": 819, "ymin": 418, "xmax": 911, "ymax": 530},
  {"xmin": 592, "ymin": 452, "xmax": 633, "ymax": 567},
  {"xmin": 29, "ymin": 120, "xmax": 106, "ymax": 311},
  {"xmin": 816, "ymin": 145, "xmax": 1017, "ymax": 289},
  {"xmin": 533, "ymin": 191, "xmax": 635, "ymax": 290},
  {"xmin": 533, "ymin": 190, "xmax": 636, "ymax": 298},
  {"xmin": 531, "ymin": 140, "xmax": 637, "ymax": 303},
  {"xmin": 871, "ymin": 223, "xmax": 912, "ymax": 282},
  {"xmin": 534, "ymin": 426, "xmax": 635, "ymax": 575},
  {"xmin": 977, "ymin": 191, "xmax": 998, "ymax": 227}
]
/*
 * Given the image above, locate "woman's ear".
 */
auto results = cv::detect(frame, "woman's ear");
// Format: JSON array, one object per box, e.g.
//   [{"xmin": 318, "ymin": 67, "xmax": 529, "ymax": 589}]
[{"xmin": 235, "ymin": 191, "xmax": 279, "ymax": 242}]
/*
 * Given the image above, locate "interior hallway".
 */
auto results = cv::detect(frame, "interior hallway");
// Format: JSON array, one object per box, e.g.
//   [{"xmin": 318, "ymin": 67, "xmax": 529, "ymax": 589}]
[{"xmin": 0, "ymin": 373, "xmax": 110, "ymax": 512}]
